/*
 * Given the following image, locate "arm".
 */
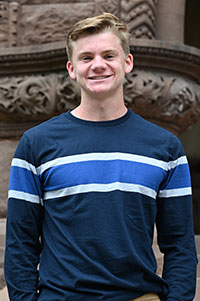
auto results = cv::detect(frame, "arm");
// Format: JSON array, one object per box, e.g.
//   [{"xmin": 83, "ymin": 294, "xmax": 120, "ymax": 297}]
[
  {"xmin": 4, "ymin": 134, "xmax": 43, "ymax": 301},
  {"xmin": 156, "ymin": 135, "xmax": 198, "ymax": 301}
]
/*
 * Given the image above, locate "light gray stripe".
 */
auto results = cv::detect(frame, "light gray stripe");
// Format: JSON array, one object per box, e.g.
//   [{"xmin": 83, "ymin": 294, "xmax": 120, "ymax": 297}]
[
  {"xmin": 159, "ymin": 187, "xmax": 192, "ymax": 198},
  {"xmin": 36, "ymin": 152, "xmax": 181, "ymax": 175},
  {"xmin": 8, "ymin": 190, "xmax": 42, "ymax": 204},
  {"xmin": 11, "ymin": 158, "xmax": 37, "ymax": 175},
  {"xmin": 43, "ymin": 182, "xmax": 157, "ymax": 200},
  {"xmin": 168, "ymin": 156, "xmax": 188, "ymax": 170}
]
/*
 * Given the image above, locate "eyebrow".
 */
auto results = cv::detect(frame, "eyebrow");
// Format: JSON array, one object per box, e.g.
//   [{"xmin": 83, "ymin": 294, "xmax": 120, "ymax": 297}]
[{"xmin": 78, "ymin": 51, "xmax": 93, "ymax": 58}]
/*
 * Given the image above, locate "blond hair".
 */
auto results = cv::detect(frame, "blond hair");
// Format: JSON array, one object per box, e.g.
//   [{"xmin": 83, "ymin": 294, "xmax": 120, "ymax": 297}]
[{"xmin": 66, "ymin": 13, "xmax": 130, "ymax": 61}]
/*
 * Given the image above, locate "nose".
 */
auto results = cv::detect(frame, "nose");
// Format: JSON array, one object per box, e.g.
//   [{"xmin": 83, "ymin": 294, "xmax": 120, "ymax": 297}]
[{"xmin": 91, "ymin": 55, "xmax": 106, "ymax": 71}]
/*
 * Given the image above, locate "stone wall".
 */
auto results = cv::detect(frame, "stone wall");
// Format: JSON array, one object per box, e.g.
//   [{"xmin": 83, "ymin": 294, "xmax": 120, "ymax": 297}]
[{"xmin": 0, "ymin": 1, "xmax": 157, "ymax": 48}]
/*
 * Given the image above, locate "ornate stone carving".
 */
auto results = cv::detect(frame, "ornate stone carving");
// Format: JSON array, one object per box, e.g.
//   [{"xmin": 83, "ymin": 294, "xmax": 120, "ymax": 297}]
[
  {"xmin": 124, "ymin": 70, "xmax": 200, "ymax": 134},
  {"xmin": 120, "ymin": 0, "xmax": 157, "ymax": 39},
  {"xmin": 0, "ymin": 73, "xmax": 80, "ymax": 122},
  {"xmin": 1, "ymin": 67, "xmax": 200, "ymax": 136}
]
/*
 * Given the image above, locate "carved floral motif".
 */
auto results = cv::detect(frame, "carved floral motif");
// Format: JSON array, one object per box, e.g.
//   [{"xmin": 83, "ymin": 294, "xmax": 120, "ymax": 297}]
[
  {"xmin": 124, "ymin": 70, "xmax": 200, "ymax": 134},
  {"xmin": 0, "ymin": 73, "xmax": 80, "ymax": 121},
  {"xmin": 1, "ymin": 70, "xmax": 200, "ymax": 135}
]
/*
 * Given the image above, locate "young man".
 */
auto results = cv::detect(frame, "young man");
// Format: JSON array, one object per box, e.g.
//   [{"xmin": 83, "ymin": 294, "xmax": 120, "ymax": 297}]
[{"xmin": 5, "ymin": 13, "xmax": 198, "ymax": 301}]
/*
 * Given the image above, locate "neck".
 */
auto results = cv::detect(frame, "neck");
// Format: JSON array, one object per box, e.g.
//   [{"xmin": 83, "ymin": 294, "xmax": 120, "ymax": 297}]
[{"xmin": 71, "ymin": 91, "xmax": 127, "ymax": 121}]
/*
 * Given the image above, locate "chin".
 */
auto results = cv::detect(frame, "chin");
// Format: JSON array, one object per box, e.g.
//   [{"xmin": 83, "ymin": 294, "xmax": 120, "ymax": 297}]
[{"xmin": 88, "ymin": 84, "xmax": 114, "ymax": 93}]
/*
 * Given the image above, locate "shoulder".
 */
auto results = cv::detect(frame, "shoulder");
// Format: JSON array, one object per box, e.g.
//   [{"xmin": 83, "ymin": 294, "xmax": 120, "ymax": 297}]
[
  {"xmin": 132, "ymin": 112, "xmax": 180, "ymax": 141},
  {"xmin": 24, "ymin": 113, "xmax": 66, "ymax": 140},
  {"xmin": 14, "ymin": 113, "xmax": 69, "ymax": 164},
  {"xmin": 132, "ymin": 112, "xmax": 170, "ymax": 136},
  {"xmin": 130, "ymin": 112, "xmax": 184, "ymax": 160}
]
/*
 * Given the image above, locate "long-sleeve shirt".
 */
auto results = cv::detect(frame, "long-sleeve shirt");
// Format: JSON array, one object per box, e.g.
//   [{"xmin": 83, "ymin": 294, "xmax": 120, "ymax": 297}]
[{"xmin": 4, "ymin": 109, "xmax": 198, "ymax": 300}]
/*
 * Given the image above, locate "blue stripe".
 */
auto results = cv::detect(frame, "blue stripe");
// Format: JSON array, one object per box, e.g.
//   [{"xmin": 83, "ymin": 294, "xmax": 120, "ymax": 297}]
[
  {"xmin": 9, "ymin": 160, "xmax": 191, "ymax": 199},
  {"xmin": 9, "ymin": 166, "xmax": 42, "ymax": 197},
  {"xmin": 162, "ymin": 164, "xmax": 191, "ymax": 190},
  {"xmin": 41, "ymin": 160, "xmax": 165, "ymax": 192}
]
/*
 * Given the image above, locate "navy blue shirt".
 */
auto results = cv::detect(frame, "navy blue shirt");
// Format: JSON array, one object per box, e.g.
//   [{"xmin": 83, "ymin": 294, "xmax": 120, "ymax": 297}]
[{"xmin": 5, "ymin": 110, "xmax": 197, "ymax": 300}]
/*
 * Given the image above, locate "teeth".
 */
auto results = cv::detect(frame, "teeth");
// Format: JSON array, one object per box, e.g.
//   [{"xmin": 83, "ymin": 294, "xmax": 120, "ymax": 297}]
[{"xmin": 90, "ymin": 76, "xmax": 110, "ymax": 80}]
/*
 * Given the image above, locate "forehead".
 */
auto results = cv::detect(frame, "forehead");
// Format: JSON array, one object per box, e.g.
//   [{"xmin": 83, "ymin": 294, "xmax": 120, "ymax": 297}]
[{"xmin": 71, "ymin": 31, "xmax": 123, "ymax": 56}]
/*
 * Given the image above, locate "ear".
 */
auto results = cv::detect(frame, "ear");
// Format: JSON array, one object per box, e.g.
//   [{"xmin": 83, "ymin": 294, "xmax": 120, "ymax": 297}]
[
  {"xmin": 124, "ymin": 54, "xmax": 134, "ymax": 74},
  {"xmin": 66, "ymin": 61, "xmax": 76, "ymax": 80}
]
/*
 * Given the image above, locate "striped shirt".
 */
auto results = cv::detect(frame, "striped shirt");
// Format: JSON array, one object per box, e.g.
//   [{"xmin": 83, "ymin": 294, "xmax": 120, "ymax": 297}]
[{"xmin": 5, "ymin": 110, "xmax": 197, "ymax": 301}]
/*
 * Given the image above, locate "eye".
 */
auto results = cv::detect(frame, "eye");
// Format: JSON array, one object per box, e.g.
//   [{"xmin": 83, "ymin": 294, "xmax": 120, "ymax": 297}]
[
  {"xmin": 105, "ymin": 54, "xmax": 114, "ymax": 60},
  {"xmin": 81, "ymin": 56, "xmax": 92, "ymax": 62}
]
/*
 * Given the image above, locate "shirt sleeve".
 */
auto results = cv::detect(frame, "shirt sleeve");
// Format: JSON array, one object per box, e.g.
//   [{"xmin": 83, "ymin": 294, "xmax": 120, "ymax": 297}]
[
  {"xmin": 156, "ymin": 134, "xmax": 198, "ymax": 301},
  {"xmin": 4, "ymin": 133, "xmax": 43, "ymax": 301}
]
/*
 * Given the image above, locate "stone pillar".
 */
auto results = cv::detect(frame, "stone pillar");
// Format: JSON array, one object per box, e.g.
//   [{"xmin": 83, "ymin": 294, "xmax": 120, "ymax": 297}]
[{"xmin": 156, "ymin": 0, "xmax": 186, "ymax": 43}]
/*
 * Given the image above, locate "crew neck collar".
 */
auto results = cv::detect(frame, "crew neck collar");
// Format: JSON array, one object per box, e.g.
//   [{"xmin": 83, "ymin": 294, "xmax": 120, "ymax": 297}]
[{"xmin": 65, "ymin": 109, "xmax": 132, "ymax": 127}]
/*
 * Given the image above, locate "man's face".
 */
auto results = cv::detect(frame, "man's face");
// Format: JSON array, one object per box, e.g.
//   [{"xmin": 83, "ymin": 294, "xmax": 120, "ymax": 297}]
[{"xmin": 67, "ymin": 31, "xmax": 133, "ymax": 100}]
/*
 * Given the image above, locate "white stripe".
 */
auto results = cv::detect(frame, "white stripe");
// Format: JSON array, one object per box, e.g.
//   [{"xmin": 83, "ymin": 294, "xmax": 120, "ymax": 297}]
[
  {"xmin": 12, "ymin": 153, "xmax": 188, "ymax": 176},
  {"xmin": 168, "ymin": 156, "xmax": 188, "ymax": 170},
  {"xmin": 43, "ymin": 182, "xmax": 157, "ymax": 200},
  {"xmin": 8, "ymin": 190, "xmax": 42, "ymax": 204},
  {"xmin": 36, "ymin": 153, "xmax": 186, "ymax": 175},
  {"xmin": 159, "ymin": 187, "xmax": 192, "ymax": 198},
  {"xmin": 11, "ymin": 158, "xmax": 37, "ymax": 175}
]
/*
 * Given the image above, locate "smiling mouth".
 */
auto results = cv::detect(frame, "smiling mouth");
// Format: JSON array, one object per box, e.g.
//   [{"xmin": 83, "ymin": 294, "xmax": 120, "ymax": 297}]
[{"xmin": 88, "ymin": 75, "xmax": 112, "ymax": 80}]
